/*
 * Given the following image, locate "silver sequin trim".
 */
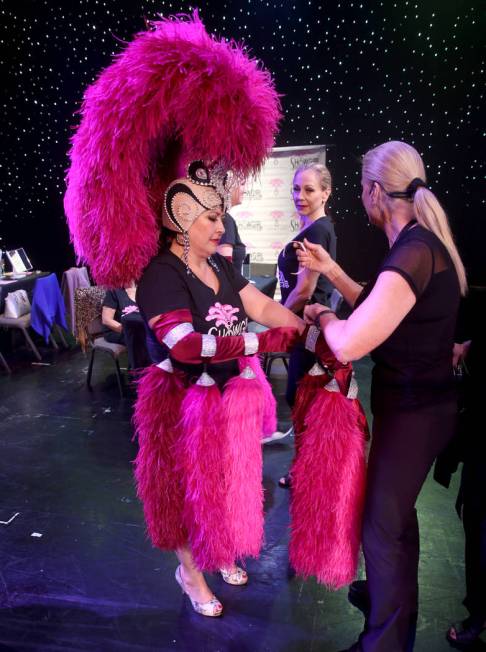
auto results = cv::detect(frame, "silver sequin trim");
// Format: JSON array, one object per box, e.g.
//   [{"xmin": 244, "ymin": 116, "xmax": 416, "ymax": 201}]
[
  {"xmin": 325, "ymin": 378, "xmax": 340, "ymax": 393},
  {"xmin": 156, "ymin": 358, "xmax": 174, "ymax": 373},
  {"xmin": 201, "ymin": 334, "xmax": 217, "ymax": 357},
  {"xmin": 162, "ymin": 322, "xmax": 194, "ymax": 349},
  {"xmin": 347, "ymin": 374, "xmax": 359, "ymax": 399},
  {"xmin": 308, "ymin": 362, "xmax": 326, "ymax": 376},
  {"xmin": 305, "ymin": 325, "xmax": 320, "ymax": 353},
  {"xmin": 196, "ymin": 372, "xmax": 216, "ymax": 387},
  {"xmin": 240, "ymin": 365, "xmax": 257, "ymax": 380},
  {"xmin": 243, "ymin": 332, "xmax": 259, "ymax": 355}
]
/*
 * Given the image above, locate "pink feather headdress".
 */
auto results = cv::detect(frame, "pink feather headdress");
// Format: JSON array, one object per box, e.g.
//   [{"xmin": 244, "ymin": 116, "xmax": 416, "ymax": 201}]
[{"xmin": 64, "ymin": 12, "xmax": 281, "ymax": 287}]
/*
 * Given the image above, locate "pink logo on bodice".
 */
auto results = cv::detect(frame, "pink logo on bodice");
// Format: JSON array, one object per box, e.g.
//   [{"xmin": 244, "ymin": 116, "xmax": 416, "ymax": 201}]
[
  {"xmin": 206, "ymin": 302, "xmax": 240, "ymax": 329},
  {"xmin": 122, "ymin": 305, "xmax": 139, "ymax": 315}
]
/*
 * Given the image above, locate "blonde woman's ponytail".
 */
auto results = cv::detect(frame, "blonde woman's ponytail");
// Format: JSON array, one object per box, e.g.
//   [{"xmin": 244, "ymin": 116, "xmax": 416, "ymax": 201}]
[
  {"xmin": 413, "ymin": 187, "xmax": 467, "ymax": 295},
  {"xmin": 362, "ymin": 140, "xmax": 467, "ymax": 296}
]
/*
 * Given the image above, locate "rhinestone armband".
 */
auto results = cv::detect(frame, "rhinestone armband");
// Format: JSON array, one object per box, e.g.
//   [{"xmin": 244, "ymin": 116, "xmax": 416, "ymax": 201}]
[
  {"xmin": 201, "ymin": 334, "xmax": 217, "ymax": 357},
  {"xmin": 243, "ymin": 332, "xmax": 259, "ymax": 355},
  {"xmin": 305, "ymin": 325, "xmax": 320, "ymax": 353},
  {"xmin": 162, "ymin": 322, "xmax": 194, "ymax": 349}
]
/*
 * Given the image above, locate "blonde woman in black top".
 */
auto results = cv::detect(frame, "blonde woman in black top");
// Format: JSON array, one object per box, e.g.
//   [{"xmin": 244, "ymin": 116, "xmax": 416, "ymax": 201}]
[{"xmin": 299, "ymin": 141, "xmax": 466, "ymax": 652}]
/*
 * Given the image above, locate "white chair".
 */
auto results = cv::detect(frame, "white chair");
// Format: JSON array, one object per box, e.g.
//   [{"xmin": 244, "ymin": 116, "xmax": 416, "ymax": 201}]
[{"xmin": 0, "ymin": 312, "xmax": 42, "ymax": 362}]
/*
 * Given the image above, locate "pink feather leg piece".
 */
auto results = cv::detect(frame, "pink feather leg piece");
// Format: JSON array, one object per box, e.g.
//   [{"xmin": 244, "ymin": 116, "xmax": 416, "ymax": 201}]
[
  {"xmin": 289, "ymin": 388, "xmax": 367, "ymax": 589},
  {"xmin": 133, "ymin": 365, "xmax": 187, "ymax": 550},
  {"xmin": 176, "ymin": 382, "xmax": 233, "ymax": 571},
  {"xmin": 241, "ymin": 355, "xmax": 277, "ymax": 437},
  {"xmin": 64, "ymin": 12, "xmax": 282, "ymax": 287},
  {"xmin": 222, "ymin": 369, "xmax": 266, "ymax": 560}
]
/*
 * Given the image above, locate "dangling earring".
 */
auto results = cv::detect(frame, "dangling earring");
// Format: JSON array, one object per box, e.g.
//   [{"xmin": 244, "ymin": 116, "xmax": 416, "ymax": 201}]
[{"xmin": 182, "ymin": 231, "xmax": 191, "ymax": 274}]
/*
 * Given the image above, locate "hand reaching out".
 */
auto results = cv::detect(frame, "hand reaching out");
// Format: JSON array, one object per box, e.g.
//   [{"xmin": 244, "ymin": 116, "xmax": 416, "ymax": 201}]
[
  {"xmin": 295, "ymin": 238, "xmax": 335, "ymax": 276},
  {"xmin": 303, "ymin": 303, "xmax": 326, "ymax": 325}
]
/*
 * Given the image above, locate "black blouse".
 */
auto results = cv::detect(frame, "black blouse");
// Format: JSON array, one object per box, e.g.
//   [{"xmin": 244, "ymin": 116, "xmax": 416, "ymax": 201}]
[
  {"xmin": 136, "ymin": 250, "xmax": 249, "ymax": 386},
  {"xmin": 356, "ymin": 223, "xmax": 461, "ymax": 410},
  {"xmin": 278, "ymin": 216, "xmax": 336, "ymax": 313}
]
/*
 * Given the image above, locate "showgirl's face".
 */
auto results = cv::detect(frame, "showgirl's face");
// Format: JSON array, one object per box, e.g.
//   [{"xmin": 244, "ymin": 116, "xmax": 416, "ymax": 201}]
[
  {"xmin": 189, "ymin": 207, "xmax": 225, "ymax": 257},
  {"xmin": 292, "ymin": 169, "xmax": 330, "ymax": 220}
]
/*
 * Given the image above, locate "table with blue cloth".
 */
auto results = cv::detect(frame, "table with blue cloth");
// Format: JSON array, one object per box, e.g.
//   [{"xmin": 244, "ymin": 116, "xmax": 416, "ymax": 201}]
[{"xmin": 0, "ymin": 272, "xmax": 50, "ymax": 313}]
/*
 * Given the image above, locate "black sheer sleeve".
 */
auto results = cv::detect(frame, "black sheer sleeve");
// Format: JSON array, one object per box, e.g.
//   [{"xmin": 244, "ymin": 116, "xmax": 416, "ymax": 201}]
[{"xmin": 382, "ymin": 239, "xmax": 433, "ymax": 298}]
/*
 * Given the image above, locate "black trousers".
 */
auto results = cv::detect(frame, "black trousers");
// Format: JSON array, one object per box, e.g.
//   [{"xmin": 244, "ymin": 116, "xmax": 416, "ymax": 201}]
[
  {"xmin": 358, "ymin": 398, "xmax": 457, "ymax": 652},
  {"xmin": 461, "ymin": 452, "xmax": 486, "ymax": 625}
]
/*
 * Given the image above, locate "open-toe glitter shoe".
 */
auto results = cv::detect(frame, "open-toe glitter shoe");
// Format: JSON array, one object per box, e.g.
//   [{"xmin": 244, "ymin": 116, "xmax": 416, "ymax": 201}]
[
  {"xmin": 220, "ymin": 566, "xmax": 248, "ymax": 586},
  {"xmin": 175, "ymin": 565, "xmax": 223, "ymax": 617}
]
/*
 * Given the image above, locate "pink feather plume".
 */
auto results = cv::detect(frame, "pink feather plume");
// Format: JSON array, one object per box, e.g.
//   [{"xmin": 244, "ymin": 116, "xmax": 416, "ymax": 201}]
[{"xmin": 64, "ymin": 12, "xmax": 282, "ymax": 287}]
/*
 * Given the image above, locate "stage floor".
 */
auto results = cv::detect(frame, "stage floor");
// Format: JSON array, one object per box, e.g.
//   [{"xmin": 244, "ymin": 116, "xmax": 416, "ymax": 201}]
[{"xmin": 0, "ymin": 347, "xmax": 482, "ymax": 652}]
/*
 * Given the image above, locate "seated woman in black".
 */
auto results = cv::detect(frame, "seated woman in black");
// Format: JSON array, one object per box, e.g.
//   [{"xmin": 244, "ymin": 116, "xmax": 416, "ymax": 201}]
[{"xmin": 102, "ymin": 283, "xmax": 150, "ymax": 369}]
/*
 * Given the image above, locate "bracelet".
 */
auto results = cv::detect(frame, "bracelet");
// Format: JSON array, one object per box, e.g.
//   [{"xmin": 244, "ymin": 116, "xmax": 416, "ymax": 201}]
[{"xmin": 314, "ymin": 309, "xmax": 335, "ymax": 329}]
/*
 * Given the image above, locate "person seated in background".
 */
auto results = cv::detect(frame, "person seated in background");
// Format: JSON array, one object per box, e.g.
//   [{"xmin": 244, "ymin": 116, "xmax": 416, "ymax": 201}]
[
  {"xmin": 217, "ymin": 182, "xmax": 247, "ymax": 273},
  {"xmin": 102, "ymin": 282, "xmax": 150, "ymax": 370}
]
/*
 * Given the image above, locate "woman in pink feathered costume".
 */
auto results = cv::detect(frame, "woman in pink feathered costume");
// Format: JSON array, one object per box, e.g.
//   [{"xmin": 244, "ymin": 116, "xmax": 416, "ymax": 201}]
[{"xmin": 64, "ymin": 12, "xmax": 367, "ymax": 618}]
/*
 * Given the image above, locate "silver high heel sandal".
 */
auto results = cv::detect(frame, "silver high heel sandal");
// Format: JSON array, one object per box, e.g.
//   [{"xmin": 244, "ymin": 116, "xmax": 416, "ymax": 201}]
[
  {"xmin": 220, "ymin": 566, "xmax": 248, "ymax": 586},
  {"xmin": 175, "ymin": 565, "xmax": 223, "ymax": 617}
]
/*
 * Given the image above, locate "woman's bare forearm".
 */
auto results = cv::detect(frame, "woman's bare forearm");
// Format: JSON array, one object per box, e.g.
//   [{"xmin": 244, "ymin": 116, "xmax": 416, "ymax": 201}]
[{"xmin": 326, "ymin": 262, "xmax": 363, "ymax": 308}]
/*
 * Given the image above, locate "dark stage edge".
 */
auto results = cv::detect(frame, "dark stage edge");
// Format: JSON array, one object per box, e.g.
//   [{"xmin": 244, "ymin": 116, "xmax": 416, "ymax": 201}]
[{"xmin": 0, "ymin": 347, "xmax": 483, "ymax": 652}]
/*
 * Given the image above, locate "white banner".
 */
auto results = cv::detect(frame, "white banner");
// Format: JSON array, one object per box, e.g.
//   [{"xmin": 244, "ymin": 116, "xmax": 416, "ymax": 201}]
[{"xmin": 231, "ymin": 145, "xmax": 327, "ymax": 264}]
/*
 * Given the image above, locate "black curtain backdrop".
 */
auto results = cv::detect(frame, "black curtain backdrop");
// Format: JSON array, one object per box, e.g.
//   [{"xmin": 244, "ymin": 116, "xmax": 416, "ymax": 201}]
[{"xmin": 1, "ymin": 1, "xmax": 484, "ymax": 284}]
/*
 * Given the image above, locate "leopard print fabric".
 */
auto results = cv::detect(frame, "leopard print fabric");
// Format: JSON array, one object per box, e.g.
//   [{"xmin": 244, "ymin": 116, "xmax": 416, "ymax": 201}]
[{"xmin": 74, "ymin": 286, "xmax": 106, "ymax": 352}]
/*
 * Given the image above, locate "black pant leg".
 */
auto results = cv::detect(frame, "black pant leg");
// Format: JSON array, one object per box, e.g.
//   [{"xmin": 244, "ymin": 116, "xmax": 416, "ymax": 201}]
[
  {"xmin": 121, "ymin": 313, "xmax": 151, "ymax": 369},
  {"xmin": 359, "ymin": 401, "xmax": 457, "ymax": 652},
  {"xmin": 462, "ymin": 455, "xmax": 486, "ymax": 624}
]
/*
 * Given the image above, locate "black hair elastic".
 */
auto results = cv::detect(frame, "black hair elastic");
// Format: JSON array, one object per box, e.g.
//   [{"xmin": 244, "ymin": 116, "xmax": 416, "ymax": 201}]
[{"xmin": 386, "ymin": 177, "xmax": 427, "ymax": 200}]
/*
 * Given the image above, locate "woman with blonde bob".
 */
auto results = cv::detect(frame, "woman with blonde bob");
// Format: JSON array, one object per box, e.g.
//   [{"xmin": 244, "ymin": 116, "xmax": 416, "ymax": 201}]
[{"xmin": 299, "ymin": 141, "xmax": 466, "ymax": 652}]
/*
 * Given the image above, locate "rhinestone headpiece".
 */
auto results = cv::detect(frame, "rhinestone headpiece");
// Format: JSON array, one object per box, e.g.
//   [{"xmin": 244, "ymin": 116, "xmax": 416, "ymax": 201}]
[{"xmin": 163, "ymin": 160, "xmax": 232, "ymax": 234}]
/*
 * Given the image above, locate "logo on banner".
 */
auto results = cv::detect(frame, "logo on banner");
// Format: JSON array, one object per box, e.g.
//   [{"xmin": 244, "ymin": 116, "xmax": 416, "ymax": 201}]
[
  {"xmin": 244, "ymin": 188, "xmax": 263, "ymax": 200},
  {"xmin": 271, "ymin": 210, "xmax": 284, "ymax": 228},
  {"xmin": 269, "ymin": 178, "xmax": 285, "ymax": 196},
  {"xmin": 290, "ymin": 155, "xmax": 321, "ymax": 170},
  {"xmin": 290, "ymin": 218, "xmax": 301, "ymax": 232}
]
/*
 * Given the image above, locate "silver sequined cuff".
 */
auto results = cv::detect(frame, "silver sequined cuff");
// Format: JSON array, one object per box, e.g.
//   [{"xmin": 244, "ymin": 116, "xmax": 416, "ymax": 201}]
[
  {"xmin": 305, "ymin": 325, "xmax": 320, "ymax": 353},
  {"xmin": 243, "ymin": 332, "xmax": 259, "ymax": 355},
  {"xmin": 162, "ymin": 322, "xmax": 194, "ymax": 349},
  {"xmin": 201, "ymin": 334, "xmax": 217, "ymax": 357}
]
